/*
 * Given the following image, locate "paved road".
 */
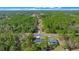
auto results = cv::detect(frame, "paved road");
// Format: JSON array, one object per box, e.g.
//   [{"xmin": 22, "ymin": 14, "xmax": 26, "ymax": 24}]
[{"xmin": 33, "ymin": 33, "xmax": 59, "ymax": 37}]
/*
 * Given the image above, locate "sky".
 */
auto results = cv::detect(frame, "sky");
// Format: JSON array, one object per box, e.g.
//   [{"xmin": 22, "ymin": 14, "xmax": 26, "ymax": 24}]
[{"xmin": 0, "ymin": 0, "xmax": 79, "ymax": 7}]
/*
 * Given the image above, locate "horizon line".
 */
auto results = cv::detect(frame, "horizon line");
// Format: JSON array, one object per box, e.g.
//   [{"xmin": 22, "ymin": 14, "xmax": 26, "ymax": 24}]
[{"xmin": 0, "ymin": 7, "xmax": 79, "ymax": 10}]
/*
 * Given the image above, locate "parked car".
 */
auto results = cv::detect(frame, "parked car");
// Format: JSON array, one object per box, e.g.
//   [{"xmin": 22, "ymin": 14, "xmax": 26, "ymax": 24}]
[{"xmin": 48, "ymin": 38, "xmax": 59, "ymax": 45}]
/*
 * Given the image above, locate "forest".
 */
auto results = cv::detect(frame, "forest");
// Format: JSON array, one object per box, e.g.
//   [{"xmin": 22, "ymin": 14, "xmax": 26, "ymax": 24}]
[
  {"xmin": 0, "ymin": 11, "xmax": 79, "ymax": 51},
  {"xmin": 0, "ymin": 11, "xmax": 37, "ymax": 51},
  {"xmin": 41, "ymin": 11, "xmax": 79, "ymax": 50}
]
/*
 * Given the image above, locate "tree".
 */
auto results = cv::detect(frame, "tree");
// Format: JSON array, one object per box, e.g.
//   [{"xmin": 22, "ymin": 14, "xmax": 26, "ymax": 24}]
[{"xmin": 21, "ymin": 33, "xmax": 35, "ymax": 51}]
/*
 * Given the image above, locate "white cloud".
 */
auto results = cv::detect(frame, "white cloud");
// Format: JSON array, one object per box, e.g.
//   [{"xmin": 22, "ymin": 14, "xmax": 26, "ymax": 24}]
[{"xmin": 0, "ymin": 0, "xmax": 79, "ymax": 7}]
